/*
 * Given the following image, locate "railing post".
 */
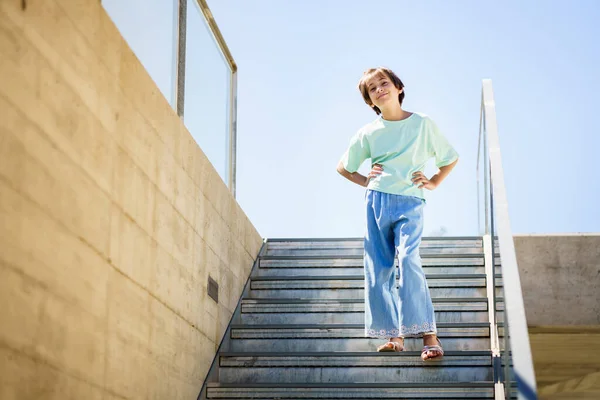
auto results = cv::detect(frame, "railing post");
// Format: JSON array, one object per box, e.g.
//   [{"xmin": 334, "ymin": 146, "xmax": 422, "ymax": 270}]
[
  {"xmin": 229, "ymin": 71, "xmax": 238, "ymax": 198},
  {"xmin": 175, "ymin": 0, "xmax": 187, "ymax": 118}
]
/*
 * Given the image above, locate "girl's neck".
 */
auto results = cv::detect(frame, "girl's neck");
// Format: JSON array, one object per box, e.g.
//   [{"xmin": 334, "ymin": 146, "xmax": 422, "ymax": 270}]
[{"xmin": 381, "ymin": 107, "xmax": 410, "ymax": 121}]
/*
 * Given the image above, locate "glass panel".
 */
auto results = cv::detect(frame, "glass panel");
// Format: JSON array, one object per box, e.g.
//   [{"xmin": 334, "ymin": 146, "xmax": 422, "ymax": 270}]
[
  {"xmin": 184, "ymin": 0, "xmax": 231, "ymax": 185},
  {"xmin": 102, "ymin": 0, "xmax": 178, "ymax": 107}
]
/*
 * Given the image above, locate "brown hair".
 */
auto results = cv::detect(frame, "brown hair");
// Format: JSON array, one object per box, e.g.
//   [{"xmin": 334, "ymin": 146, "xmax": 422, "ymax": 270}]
[{"xmin": 358, "ymin": 67, "xmax": 405, "ymax": 115}]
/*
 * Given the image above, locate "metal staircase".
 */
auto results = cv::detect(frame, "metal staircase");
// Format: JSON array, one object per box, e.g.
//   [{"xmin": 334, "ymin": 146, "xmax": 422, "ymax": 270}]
[{"xmin": 199, "ymin": 236, "xmax": 515, "ymax": 399}]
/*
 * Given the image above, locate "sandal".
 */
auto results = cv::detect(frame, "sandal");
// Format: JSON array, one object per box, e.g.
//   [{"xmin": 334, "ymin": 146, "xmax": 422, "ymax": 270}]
[
  {"xmin": 377, "ymin": 340, "xmax": 404, "ymax": 352},
  {"xmin": 421, "ymin": 337, "xmax": 444, "ymax": 360}
]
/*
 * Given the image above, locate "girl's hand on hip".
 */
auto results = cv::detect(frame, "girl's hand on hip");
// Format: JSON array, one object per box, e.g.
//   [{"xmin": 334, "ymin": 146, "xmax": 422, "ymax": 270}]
[
  {"xmin": 365, "ymin": 164, "xmax": 383, "ymax": 186},
  {"xmin": 412, "ymin": 171, "xmax": 437, "ymax": 190}
]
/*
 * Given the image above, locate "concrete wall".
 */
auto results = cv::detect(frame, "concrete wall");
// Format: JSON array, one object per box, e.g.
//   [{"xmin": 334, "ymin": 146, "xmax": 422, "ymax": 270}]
[
  {"xmin": 529, "ymin": 326, "xmax": 600, "ymax": 393},
  {"xmin": 0, "ymin": 1, "xmax": 263, "ymax": 399},
  {"xmin": 514, "ymin": 234, "xmax": 600, "ymax": 326},
  {"xmin": 515, "ymin": 235, "xmax": 600, "ymax": 393}
]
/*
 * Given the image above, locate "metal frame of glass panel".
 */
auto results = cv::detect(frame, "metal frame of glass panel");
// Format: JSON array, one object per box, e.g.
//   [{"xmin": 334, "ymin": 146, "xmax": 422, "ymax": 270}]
[{"xmin": 477, "ymin": 79, "xmax": 538, "ymax": 400}]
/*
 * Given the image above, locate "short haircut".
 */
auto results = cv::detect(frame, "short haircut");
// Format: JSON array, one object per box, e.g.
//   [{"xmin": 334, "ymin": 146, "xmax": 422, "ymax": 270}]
[{"xmin": 358, "ymin": 67, "xmax": 405, "ymax": 115}]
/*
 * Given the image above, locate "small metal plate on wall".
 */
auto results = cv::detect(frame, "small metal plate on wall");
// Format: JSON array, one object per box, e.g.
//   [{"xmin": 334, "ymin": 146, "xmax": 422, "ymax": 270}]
[{"xmin": 208, "ymin": 275, "xmax": 218, "ymax": 303}]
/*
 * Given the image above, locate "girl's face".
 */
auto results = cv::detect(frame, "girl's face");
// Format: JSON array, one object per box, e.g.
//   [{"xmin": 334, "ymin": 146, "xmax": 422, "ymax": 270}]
[{"xmin": 366, "ymin": 73, "xmax": 403, "ymax": 110}]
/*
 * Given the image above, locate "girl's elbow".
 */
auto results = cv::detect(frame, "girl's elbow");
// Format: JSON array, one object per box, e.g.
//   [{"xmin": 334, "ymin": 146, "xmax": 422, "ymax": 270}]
[{"xmin": 447, "ymin": 158, "xmax": 459, "ymax": 167}]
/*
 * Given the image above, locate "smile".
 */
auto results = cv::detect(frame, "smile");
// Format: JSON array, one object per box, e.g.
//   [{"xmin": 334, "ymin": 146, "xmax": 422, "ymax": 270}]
[{"xmin": 377, "ymin": 92, "xmax": 389, "ymax": 99}]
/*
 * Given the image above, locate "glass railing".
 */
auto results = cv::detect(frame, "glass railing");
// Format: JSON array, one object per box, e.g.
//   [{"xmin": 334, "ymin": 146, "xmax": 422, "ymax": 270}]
[
  {"xmin": 477, "ymin": 80, "xmax": 538, "ymax": 400},
  {"xmin": 102, "ymin": 0, "xmax": 179, "ymax": 106},
  {"xmin": 102, "ymin": 0, "xmax": 238, "ymax": 196}
]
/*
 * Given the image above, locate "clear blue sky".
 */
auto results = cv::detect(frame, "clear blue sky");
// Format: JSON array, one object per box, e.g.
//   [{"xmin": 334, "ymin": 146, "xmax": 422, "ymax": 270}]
[{"xmin": 106, "ymin": 0, "xmax": 600, "ymax": 238}]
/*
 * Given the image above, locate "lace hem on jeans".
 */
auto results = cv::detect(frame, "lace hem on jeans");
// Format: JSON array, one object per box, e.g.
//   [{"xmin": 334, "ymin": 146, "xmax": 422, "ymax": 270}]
[{"xmin": 365, "ymin": 321, "xmax": 437, "ymax": 338}]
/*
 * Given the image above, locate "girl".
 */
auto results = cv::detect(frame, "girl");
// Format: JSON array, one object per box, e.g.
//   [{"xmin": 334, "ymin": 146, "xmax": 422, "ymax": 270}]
[{"xmin": 336, "ymin": 67, "xmax": 459, "ymax": 360}]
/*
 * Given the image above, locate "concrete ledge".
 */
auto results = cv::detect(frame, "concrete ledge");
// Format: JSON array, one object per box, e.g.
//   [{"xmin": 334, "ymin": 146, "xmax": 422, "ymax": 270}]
[{"xmin": 514, "ymin": 234, "xmax": 600, "ymax": 326}]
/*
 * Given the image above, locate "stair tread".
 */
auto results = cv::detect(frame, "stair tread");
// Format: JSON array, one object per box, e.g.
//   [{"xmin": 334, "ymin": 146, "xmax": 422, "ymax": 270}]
[
  {"xmin": 251, "ymin": 273, "xmax": 496, "ymax": 280},
  {"xmin": 220, "ymin": 351, "xmax": 492, "ymax": 357},
  {"xmin": 259, "ymin": 259, "xmax": 501, "ymax": 267},
  {"xmin": 266, "ymin": 236, "xmax": 484, "ymax": 242},
  {"xmin": 241, "ymin": 297, "xmax": 496, "ymax": 303},
  {"xmin": 260, "ymin": 253, "xmax": 489, "ymax": 260},
  {"xmin": 230, "ymin": 322, "xmax": 490, "ymax": 329},
  {"xmin": 208, "ymin": 381, "xmax": 494, "ymax": 388}
]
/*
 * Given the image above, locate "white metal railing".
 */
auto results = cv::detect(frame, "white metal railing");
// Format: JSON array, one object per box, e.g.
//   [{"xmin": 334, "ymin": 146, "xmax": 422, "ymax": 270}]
[{"xmin": 477, "ymin": 79, "xmax": 538, "ymax": 400}]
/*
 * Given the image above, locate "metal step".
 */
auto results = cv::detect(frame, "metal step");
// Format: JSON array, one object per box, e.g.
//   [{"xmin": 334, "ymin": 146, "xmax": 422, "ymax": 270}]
[
  {"xmin": 226, "ymin": 336, "xmax": 492, "ymax": 352},
  {"xmin": 251, "ymin": 274, "xmax": 502, "ymax": 286},
  {"xmin": 230, "ymin": 323, "xmax": 491, "ymax": 340},
  {"xmin": 265, "ymin": 237, "xmax": 486, "ymax": 249},
  {"xmin": 264, "ymin": 247, "xmax": 489, "ymax": 257},
  {"xmin": 239, "ymin": 298, "xmax": 504, "ymax": 325},
  {"xmin": 255, "ymin": 265, "xmax": 502, "ymax": 277},
  {"xmin": 206, "ymin": 382, "xmax": 495, "ymax": 399},
  {"xmin": 218, "ymin": 352, "xmax": 492, "ymax": 383},
  {"xmin": 239, "ymin": 310, "xmax": 502, "ymax": 325},
  {"xmin": 248, "ymin": 274, "xmax": 502, "ymax": 299},
  {"xmin": 259, "ymin": 256, "xmax": 501, "ymax": 268},
  {"xmin": 264, "ymin": 238, "xmax": 500, "ymax": 257},
  {"xmin": 242, "ymin": 297, "xmax": 492, "ymax": 311},
  {"xmin": 248, "ymin": 286, "xmax": 503, "ymax": 300}
]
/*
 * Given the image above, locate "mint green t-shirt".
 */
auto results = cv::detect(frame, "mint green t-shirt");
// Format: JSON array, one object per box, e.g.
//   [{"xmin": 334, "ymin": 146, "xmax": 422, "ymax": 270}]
[{"xmin": 340, "ymin": 112, "xmax": 459, "ymax": 199}]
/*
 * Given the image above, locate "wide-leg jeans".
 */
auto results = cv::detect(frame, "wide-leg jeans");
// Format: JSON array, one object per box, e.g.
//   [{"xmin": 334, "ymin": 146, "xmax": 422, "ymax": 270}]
[{"xmin": 363, "ymin": 189, "xmax": 437, "ymax": 338}]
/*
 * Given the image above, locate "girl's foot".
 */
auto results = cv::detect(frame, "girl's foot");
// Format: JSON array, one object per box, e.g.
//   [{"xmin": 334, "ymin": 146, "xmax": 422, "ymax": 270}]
[
  {"xmin": 377, "ymin": 337, "xmax": 404, "ymax": 352},
  {"xmin": 421, "ymin": 334, "xmax": 444, "ymax": 360}
]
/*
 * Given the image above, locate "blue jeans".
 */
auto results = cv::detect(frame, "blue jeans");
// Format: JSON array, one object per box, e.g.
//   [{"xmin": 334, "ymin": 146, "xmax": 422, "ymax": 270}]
[{"xmin": 363, "ymin": 189, "xmax": 437, "ymax": 338}]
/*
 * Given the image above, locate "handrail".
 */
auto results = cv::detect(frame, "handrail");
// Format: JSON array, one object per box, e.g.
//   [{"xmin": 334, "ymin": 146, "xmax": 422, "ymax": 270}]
[
  {"xmin": 477, "ymin": 80, "xmax": 538, "ymax": 400},
  {"xmin": 194, "ymin": 0, "xmax": 238, "ymax": 72}
]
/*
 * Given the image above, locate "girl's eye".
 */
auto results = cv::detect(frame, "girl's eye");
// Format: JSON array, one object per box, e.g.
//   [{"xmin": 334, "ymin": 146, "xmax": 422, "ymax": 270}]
[
  {"xmin": 370, "ymin": 87, "xmax": 376, "ymax": 92},
  {"xmin": 382, "ymin": 81, "xmax": 388, "ymax": 86}
]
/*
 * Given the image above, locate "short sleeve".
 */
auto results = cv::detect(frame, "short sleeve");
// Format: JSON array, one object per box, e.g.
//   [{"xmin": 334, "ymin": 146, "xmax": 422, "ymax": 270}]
[
  {"xmin": 340, "ymin": 131, "xmax": 370, "ymax": 173},
  {"xmin": 427, "ymin": 118, "xmax": 459, "ymax": 168}
]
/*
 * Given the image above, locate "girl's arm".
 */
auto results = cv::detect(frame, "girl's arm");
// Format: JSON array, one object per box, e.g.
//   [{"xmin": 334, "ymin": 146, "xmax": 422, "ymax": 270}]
[
  {"xmin": 337, "ymin": 162, "xmax": 383, "ymax": 187},
  {"xmin": 430, "ymin": 158, "xmax": 459, "ymax": 188},
  {"xmin": 412, "ymin": 158, "xmax": 459, "ymax": 190}
]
